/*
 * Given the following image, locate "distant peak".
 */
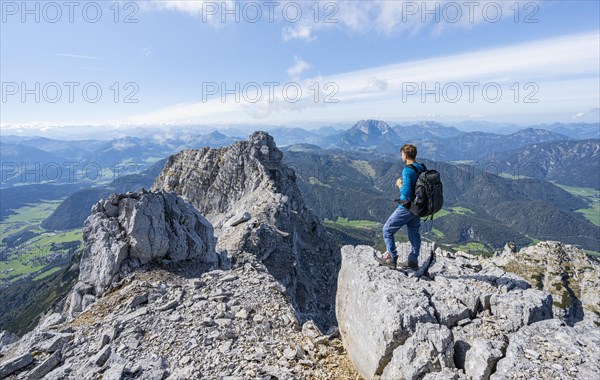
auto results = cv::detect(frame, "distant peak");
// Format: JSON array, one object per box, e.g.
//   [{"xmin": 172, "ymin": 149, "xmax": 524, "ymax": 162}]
[{"xmin": 352, "ymin": 119, "xmax": 391, "ymax": 135}]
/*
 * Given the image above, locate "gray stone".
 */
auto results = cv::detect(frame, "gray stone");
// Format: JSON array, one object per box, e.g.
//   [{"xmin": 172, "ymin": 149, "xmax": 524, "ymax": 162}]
[
  {"xmin": 102, "ymin": 363, "xmax": 125, "ymax": 380},
  {"xmin": 235, "ymin": 309, "xmax": 248, "ymax": 319},
  {"xmin": 26, "ymin": 350, "xmax": 62, "ymax": 380},
  {"xmin": 0, "ymin": 330, "xmax": 19, "ymax": 355},
  {"xmin": 490, "ymin": 288, "xmax": 553, "ymax": 332},
  {"xmin": 381, "ymin": 323, "xmax": 454, "ymax": 380},
  {"xmin": 35, "ymin": 334, "xmax": 71, "ymax": 353},
  {"xmin": 421, "ymin": 369, "xmax": 460, "ymax": 380},
  {"xmin": 336, "ymin": 245, "xmax": 437, "ymax": 379},
  {"xmin": 158, "ymin": 300, "xmax": 179, "ymax": 311},
  {"xmin": 78, "ymin": 190, "xmax": 219, "ymax": 298},
  {"xmin": 128, "ymin": 293, "xmax": 148, "ymax": 309},
  {"xmin": 464, "ymin": 338, "xmax": 504, "ymax": 380},
  {"xmin": 301, "ymin": 320, "xmax": 322, "ymax": 340},
  {"xmin": 91, "ymin": 345, "xmax": 112, "ymax": 367},
  {"xmin": 0, "ymin": 353, "xmax": 33, "ymax": 378},
  {"xmin": 0, "ymin": 330, "xmax": 19, "ymax": 346},
  {"xmin": 492, "ymin": 319, "xmax": 600, "ymax": 380},
  {"xmin": 225, "ymin": 212, "xmax": 252, "ymax": 227}
]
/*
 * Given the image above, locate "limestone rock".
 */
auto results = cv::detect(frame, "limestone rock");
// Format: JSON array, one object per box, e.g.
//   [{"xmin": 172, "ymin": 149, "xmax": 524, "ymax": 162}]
[
  {"xmin": 381, "ymin": 323, "xmax": 454, "ymax": 380},
  {"xmin": 71, "ymin": 190, "xmax": 219, "ymax": 312},
  {"xmin": 464, "ymin": 338, "xmax": 504, "ymax": 380},
  {"xmin": 490, "ymin": 241, "xmax": 600, "ymax": 326},
  {"xmin": 336, "ymin": 245, "xmax": 437, "ymax": 379},
  {"xmin": 0, "ymin": 353, "xmax": 33, "ymax": 378},
  {"xmin": 0, "ymin": 331, "xmax": 19, "ymax": 355},
  {"xmin": 490, "ymin": 288, "xmax": 553, "ymax": 332},
  {"xmin": 492, "ymin": 319, "xmax": 600, "ymax": 379},
  {"xmin": 336, "ymin": 243, "xmax": 558, "ymax": 379},
  {"xmin": 26, "ymin": 350, "xmax": 62, "ymax": 380},
  {"xmin": 152, "ymin": 131, "xmax": 340, "ymax": 328}
]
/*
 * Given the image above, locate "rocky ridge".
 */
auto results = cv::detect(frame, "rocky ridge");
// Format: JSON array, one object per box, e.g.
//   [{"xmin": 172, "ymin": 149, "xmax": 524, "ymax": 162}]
[
  {"xmin": 492, "ymin": 241, "xmax": 600, "ymax": 325},
  {"xmin": 0, "ymin": 132, "xmax": 353, "ymax": 379},
  {"xmin": 1, "ymin": 132, "xmax": 598, "ymax": 380},
  {"xmin": 67, "ymin": 189, "xmax": 222, "ymax": 318},
  {"xmin": 0, "ymin": 259, "xmax": 357, "ymax": 379},
  {"xmin": 336, "ymin": 242, "xmax": 600, "ymax": 379},
  {"xmin": 151, "ymin": 131, "xmax": 340, "ymax": 329}
]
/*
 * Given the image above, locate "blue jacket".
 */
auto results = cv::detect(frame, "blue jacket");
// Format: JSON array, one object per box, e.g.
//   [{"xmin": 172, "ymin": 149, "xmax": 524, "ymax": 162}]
[{"xmin": 399, "ymin": 162, "xmax": 426, "ymax": 206}]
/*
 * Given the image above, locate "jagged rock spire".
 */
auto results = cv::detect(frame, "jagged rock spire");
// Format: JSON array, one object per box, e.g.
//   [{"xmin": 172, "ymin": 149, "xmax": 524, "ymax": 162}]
[{"xmin": 152, "ymin": 131, "xmax": 341, "ymax": 328}]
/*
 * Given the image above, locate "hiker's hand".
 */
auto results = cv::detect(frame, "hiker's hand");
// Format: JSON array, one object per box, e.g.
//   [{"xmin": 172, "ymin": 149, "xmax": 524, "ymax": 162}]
[{"xmin": 396, "ymin": 178, "xmax": 403, "ymax": 188}]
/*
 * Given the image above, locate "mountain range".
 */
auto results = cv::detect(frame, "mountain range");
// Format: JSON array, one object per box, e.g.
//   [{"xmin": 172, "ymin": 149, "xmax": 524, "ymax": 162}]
[
  {"xmin": 0, "ymin": 132, "xmax": 598, "ymax": 380},
  {"xmin": 281, "ymin": 149, "xmax": 599, "ymax": 251}
]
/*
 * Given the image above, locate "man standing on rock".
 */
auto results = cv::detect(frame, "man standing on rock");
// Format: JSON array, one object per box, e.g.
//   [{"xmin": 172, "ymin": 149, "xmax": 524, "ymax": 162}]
[{"xmin": 377, "ymin": 144, "xmax": 425, "ymax": 270}]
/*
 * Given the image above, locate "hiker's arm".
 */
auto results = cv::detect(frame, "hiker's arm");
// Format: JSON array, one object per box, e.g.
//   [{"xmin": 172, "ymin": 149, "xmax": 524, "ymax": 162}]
[{"xmin": 399, "ymin": 167, "xmax": 412, "ymax": 201}]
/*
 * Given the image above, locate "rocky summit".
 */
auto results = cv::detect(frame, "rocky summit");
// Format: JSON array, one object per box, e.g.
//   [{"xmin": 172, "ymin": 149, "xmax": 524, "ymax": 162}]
[
  {"xmin": 337, "ymin": 242, "xmax": 599, "ymax": 380},
  {"xmin": 0, "ymin": 132, "xmax": 599, "ymax": 380},
  {"xmin": 151, "ymin": 131, "xmax": 340, "ymax": 329}
]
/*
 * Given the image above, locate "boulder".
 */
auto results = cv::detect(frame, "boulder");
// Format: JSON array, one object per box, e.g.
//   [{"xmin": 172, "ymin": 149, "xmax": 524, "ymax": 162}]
[{"xmin": 75, "ymin": 190, "xmax": 219, "ymax": 301}]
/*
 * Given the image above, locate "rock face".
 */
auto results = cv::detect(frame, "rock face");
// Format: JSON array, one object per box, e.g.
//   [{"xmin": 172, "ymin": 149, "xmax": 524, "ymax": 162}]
[
  {"xmin": 492, "ymin": 318, "xmax": 600, "ymax": 379},
  {"xmin": 0, "ymin": 260, "xmax": 357, "ymax": 380},
  {"xmin": 336, "ymin": 242, "xmax": 599, "ymax": 379},
  {"xmin": 0, "ymin": 132, "xmax": 353, "ymax": 379},
  {"xmin": 67, "ymin": 189, "xmax": 220, "ymax": 317},
  {"xmin": 152, "ymin": 131, "xmax": 340, "ymax": 328},
  {"xmin": 492, "ymin": 240, "xmax": 600, "ymax": 325}
]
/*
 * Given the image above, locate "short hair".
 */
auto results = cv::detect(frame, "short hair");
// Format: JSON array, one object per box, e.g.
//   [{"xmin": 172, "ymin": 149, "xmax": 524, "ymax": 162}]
[{"xmin": 401, "ymin": 144, "xmax": 417, "ymax": 160}]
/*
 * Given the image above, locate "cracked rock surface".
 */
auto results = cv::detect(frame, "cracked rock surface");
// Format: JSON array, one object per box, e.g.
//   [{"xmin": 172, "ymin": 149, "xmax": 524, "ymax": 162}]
[
  {"xmin": 336, "ymin": 243, "xmax": 599, "ymax": 380},
  {"xmin": 151, "ymin": 131, "xmax": 340, "ymax": 329},
  {"xmin": 68, "ymin": 189, "xmax": 221, "ymax": 318},
  {"xmin": 1, "ymin": 260, "xmax": 359, "ymax": 380}
]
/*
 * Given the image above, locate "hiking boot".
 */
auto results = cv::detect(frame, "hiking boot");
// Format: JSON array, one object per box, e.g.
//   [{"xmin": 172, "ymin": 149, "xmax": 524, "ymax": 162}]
[
  {"xmin": 397, "ymin": 259, "xmax": 419, "ymax": 270},
  {"xmin": 377, "ymin": 251, "xmax": 397, "ymax": 269}
]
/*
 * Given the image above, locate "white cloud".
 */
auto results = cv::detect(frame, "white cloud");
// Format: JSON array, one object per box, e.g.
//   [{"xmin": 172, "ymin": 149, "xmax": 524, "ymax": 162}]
[
  {"xmin": 119, "ymin": 31, "xmax": 598, "ymax": 125},
  {"xmin": 287, "ymin": 56, "xmax": 311, "ymax": 78},
  {"xmin": 362, "ymin": 77, "xmax": 388, "ymax": 93},
  {"xmin": 56, "ymin": 53, "xmax": 100, "ymax": 60},
  {"xmin": 141, "ymin": 1, "xmax": 541, "ymax": 39},
  {"xmin": 282, "ymin": 25, "xmax": 316, "ymax": 42},
  {"xmin": 143, "ymin": 47, "xmax": 155, "ymax": 57},
  {"xmin": 572, "ymin": 107, "xmax": 600, "ymax": 119},
  {"xmin": 5, "ymin": 31, "xmax": 597, "ymax": 128}
]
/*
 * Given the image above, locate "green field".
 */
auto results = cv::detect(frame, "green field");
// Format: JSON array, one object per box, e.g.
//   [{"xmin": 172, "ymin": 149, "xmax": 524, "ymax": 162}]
[
  {"xmin": 32, "ymin": 266, "xmax": 62, "ymax": 281},
  {"xmin": 1, "ymin": 200, "xmax": 82, "ymax": 284},
  {"xmin": 553, "ymin": 183, "xmax": 600, "ymax": 226},
  {"xmin": 0, "ymin": 200, "xmax": 64, "ymax": 238},
  {"xmin": 431, "ymin": 206, "xmax": 474, "ymax": 219},
  {"xmin": 430, "ymin": 228, "xmax": 445, "ymax": 238},
  {"xmin": 453, "ymin": 241, "xmax": 488, "ymax": 253},
  {"xmin": 0, "ymin": 227, "xmax": 82, "ymax": 283},
  {"xmin": 324, "ymin": 217, "xmax": 381, "ymax": 229}
]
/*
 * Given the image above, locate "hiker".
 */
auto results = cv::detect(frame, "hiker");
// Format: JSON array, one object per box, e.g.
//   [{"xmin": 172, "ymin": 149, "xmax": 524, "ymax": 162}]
[{"xmin": 377, "ymin": 144, "xmax": 425, "ymax": 270}]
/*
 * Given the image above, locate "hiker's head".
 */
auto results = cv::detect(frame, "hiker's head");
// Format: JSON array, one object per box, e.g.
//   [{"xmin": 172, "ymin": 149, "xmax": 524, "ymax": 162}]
[{"xmin": 400, "ymin": 144, "xmax": 417, "ymax": 162}]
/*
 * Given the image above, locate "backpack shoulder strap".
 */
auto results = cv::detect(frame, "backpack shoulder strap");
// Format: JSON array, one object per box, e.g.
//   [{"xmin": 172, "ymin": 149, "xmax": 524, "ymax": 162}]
[{"xmin": 409, "ymin": 163, "xmax": 425, "ymax": 175}]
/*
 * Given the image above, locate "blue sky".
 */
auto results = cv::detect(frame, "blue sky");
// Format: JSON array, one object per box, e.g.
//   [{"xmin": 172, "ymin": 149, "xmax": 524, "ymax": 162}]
[{"xmin": 1, "ymin": 0, "xmax": 599, "ymax": 132}]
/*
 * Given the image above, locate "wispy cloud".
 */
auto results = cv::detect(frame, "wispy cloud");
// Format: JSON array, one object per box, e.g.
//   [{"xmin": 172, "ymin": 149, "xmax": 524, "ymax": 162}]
[
  {"xmin": 282, "ymin": 24, "xmax": 316, "ymax": 42},
  {"xmin": 118, "ymin": 31, "xmax": 598, "ymax": 125},
  {"xmin": 287, "ymin": 56, "xmax": 311, "ymax": 78},
  {"xmin": 56, "ymin": 53, "xmax": 100, "ymax": 60},
  {"xmin": 572, "ymin": 107, "xmax": 600, "ymax": 119},
  {"xmin": 143, "ymin": 0, "xmax": 541, "ymax": 40}
]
